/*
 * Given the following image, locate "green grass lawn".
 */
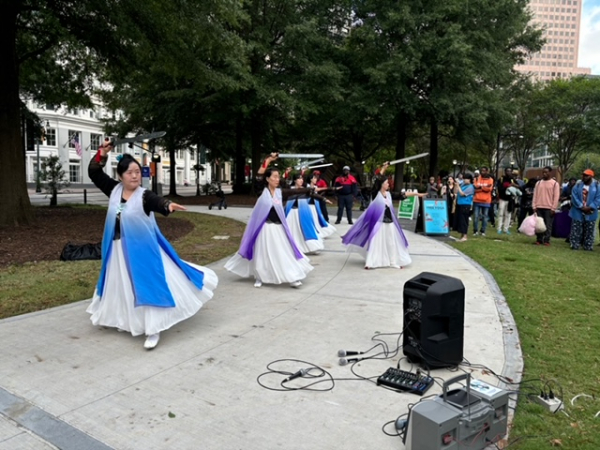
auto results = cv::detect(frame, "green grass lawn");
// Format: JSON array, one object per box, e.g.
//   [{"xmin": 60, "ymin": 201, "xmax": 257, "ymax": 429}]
[
  {"xmin": 448, "ymin": 227, "xmax": 600, "ymax": 450},
  {"xmin": 0, "ymin": 211, "xmax": 245, "ymax": 319}
]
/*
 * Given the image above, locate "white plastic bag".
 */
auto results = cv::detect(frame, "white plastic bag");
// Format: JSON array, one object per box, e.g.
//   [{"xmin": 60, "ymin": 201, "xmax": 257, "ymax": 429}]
[
  {"xmin": 534, "ymin": 215, "xmax": 547, "ymax": 234},
  {"xmin": 518, "ymin": 214, "xmax": 536, "ymax": 236}
]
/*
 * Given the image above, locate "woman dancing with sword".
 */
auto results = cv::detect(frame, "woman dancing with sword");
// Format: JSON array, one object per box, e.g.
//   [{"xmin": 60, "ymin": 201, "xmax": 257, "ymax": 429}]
[
  {"xmin": 342, "ymin": 162, "xmax": 423, "ymax": 270},
  {"xmin": 225, "ymin": 153, "xmax": 314, "ymax": 288}
]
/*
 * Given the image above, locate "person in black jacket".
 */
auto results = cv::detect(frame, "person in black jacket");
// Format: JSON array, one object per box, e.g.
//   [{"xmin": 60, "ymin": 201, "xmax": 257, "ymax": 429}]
[{"xmin": 496, "ymin": 168, "xmax": 517, "ymax": 234}]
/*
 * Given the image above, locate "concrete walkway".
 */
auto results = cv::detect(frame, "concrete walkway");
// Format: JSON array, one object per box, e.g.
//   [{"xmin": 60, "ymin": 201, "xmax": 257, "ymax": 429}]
[{"xmin": 0, "ymin": 206, "xmax": 522, "ymax": 450}]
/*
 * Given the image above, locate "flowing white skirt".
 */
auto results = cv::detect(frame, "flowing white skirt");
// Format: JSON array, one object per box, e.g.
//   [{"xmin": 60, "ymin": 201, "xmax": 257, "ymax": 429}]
[
  {"xmin": 309, "ymin": 204, "xmax": 336, "ymax": 238},
  {"xmin": 224, "ymin": 223, "xmax": 313, "ymax": 284},
  {"xmin": 287, "ymin": 208, "xmax": 324, "ymax": 254},
  {"xmin": 351, "ymin": 222, "xmax": 412, "ymax": 269},
  {"xmin": 87, "ymin": 241, "xmax": 218, "ymax": 336}
]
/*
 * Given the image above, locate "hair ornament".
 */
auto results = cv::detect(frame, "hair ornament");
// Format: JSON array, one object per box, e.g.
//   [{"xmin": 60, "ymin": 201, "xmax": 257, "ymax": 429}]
[{"xmin": 116, "ymin": 154, "xmax": 124, "ymax": 162}]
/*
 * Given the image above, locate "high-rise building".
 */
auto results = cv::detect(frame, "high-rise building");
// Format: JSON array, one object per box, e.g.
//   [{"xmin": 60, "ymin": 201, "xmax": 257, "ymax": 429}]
[{"xmin": 515, "ymin": 0, "xmax": 591, "ymax": 81}]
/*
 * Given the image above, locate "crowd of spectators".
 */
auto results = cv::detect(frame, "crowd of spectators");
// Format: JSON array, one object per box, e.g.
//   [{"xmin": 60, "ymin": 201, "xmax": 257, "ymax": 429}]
[{"xmin": 428, "ymin": 166, "xmax": 600, "ymax": 249}]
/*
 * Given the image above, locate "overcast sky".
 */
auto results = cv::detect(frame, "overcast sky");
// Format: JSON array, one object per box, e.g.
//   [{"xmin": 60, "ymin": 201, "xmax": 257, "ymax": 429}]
[{"xmin": 580, "ymin": 0, "xmax": 600, "ymax": 74}]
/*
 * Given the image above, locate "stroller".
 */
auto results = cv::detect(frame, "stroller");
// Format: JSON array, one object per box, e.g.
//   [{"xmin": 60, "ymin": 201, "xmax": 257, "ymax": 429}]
[{"xmin": 208, "ymin": 185, "xmax": 227, "ymax": 210}]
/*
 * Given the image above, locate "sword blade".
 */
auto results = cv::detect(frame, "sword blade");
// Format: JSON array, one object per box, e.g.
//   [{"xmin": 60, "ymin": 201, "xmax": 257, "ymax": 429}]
[
  {"xmin": 278, "ymin": 153, "xmax": 324, "ymax": 159},
  {"xmin": 388, "ymin": 152, "xmax": 429, "ymax": 165}
]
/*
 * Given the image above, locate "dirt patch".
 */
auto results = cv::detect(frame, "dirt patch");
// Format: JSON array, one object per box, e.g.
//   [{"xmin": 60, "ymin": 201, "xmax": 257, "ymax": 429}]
[{"xmin": 0, "ymin": 207, "xmax": 193, "ymax": 268}]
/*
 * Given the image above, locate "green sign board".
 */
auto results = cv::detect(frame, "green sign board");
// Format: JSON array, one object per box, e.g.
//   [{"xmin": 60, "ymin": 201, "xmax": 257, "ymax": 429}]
[{"xmin": 398, "ymin": 196, "xmax": 417, "ymax": 220}]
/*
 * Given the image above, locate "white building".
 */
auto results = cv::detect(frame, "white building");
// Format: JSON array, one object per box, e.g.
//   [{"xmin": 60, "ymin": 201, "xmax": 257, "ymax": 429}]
[{"xmin": 24, "ymin": 100, "xmax": 224, "ymax": 189}]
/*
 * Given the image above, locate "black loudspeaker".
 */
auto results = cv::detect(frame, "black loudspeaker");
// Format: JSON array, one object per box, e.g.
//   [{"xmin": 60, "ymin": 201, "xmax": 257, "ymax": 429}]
[{"xmin": 402, "ymin": 272, "xmax": 465, "ymax": 369}]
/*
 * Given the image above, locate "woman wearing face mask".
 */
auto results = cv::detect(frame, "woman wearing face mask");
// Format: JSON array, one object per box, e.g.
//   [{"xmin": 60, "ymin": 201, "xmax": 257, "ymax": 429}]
[
  {"xmin": 87, "ymin": 140, "xmax": 217, "ymax": 350},
  {"xmin": 225, "ymin": 153, "xmax": 314, "ymax": 288}
]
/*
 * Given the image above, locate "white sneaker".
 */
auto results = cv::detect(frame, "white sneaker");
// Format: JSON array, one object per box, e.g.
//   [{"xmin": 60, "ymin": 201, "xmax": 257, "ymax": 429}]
[
  {"xmin": 481, "ymin": 232, "xmax": 486, "ymax": 237},
  {"xmin": 290, "ymin": 280, "xmax": 302, "ymax": 288},
  {"xmin": 254, "ymin": 279, "xmax": 262, "ymax": 288},
  {"xmin": 144, "ymin": 333, "xmax": 160, "ymax": 350}
]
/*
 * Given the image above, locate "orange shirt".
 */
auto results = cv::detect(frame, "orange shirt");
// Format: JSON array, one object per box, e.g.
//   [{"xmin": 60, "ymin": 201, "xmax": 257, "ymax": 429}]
[{"xmin": 473, "ymin": 176, "xmax": 494, "ymax": 205}]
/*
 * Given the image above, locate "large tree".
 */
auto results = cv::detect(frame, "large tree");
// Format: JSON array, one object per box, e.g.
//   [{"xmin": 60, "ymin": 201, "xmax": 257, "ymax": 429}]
[
  {"xmin": 533, "ymin": 76, "xmax": 600, "ymax": 180},
  {"xmin": 0, "ymin": 0, "xmax": 188, "ymax": 226},
  {"xmin": 101, "ymin": 0, "xmax": 247, "ymax": 196},
  {"xmin": 349, "ymin": 0, "xmax": 543, "ymax": 185}
]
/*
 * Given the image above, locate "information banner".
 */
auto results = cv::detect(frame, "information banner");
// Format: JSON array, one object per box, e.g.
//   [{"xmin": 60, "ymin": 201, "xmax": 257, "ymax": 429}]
[
  {"xmin": 422, "ymin": 198, "xmax": 449, "ymax": 235},
  {"xmin": 398, "ymin": 196, "xmax": 417, "ymax": 220}
]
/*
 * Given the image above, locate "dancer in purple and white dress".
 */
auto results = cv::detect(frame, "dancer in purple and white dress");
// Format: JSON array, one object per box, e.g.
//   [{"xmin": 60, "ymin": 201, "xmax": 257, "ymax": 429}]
[
  {"xmin": 342, "ymin": 164, "xmax": 414, "ymax": 269},
  {"xmin": 225, "ymin": 153, "xmax": 314, "ymax": 288}
]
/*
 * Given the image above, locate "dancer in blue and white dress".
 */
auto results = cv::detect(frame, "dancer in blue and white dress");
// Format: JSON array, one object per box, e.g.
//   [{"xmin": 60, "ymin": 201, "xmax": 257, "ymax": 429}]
[
  {"xmin": 308, "ymin": 174, "xmax": 336, "ymax": 238},
  {"xmin": 285, "ymin": 174, "xmax": 332, "ymax": 254},
  {"xmin": 225, "ymin": 153, "xmax": 314, "ymax": 288},
  {"xmin": 88, "ymin": 141, "xmax": 217, "ymax": 350}
]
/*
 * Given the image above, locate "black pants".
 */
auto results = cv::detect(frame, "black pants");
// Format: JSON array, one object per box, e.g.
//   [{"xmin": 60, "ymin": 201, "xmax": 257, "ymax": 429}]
[
  {"xmin": 455, "ymin": 205, "xmax": 471, "ymax": 235},
  {"xmin": 535, "ymin": 208, "xmax": 554, "ymax": 244},
  {"xmin": 517, "ymin": 206, "xmax": 533, "ymax": 228},
  {"xmin": 336, "ymin": 194, "xmax": 354, "ymax": 223}
]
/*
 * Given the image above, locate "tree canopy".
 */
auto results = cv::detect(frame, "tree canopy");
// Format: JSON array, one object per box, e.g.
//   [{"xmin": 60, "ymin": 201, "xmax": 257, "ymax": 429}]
[{"xmin": 0, "ymin": 0, "xmax": 559, "ymax": 227}]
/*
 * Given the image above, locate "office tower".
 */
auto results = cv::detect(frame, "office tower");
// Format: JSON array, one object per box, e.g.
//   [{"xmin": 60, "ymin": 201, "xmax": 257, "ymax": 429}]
[{"xmin": 515, "ymin": 0, "xmax": 591, "ymax": 81}]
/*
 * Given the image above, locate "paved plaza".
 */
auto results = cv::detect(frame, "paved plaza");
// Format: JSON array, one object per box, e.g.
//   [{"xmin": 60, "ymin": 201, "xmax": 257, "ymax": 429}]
[{"xmin": 0, "ymin": 203, "xmax": 521, "ymax": 449}]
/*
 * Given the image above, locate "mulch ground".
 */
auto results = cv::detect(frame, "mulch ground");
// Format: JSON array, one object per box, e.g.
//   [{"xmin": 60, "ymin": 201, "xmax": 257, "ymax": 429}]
[{"xmin": 0, "ymin": 193, "xmax": 338, "ymax": 268}]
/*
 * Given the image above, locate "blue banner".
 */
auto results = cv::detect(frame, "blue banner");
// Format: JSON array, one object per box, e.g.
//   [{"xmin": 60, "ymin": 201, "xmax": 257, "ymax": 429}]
[{"xmin": 422, "ymin": 198, "xmax": 449, "ymax": 235}]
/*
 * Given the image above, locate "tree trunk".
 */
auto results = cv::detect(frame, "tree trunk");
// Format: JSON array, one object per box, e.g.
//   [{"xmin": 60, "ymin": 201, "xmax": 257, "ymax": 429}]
[
  {"xmin": 234, "ymin": 114, "xmax": 245, "ymax": 191},
  {"xmin": 428, "ymin": 117, "xmax": 438, "ymax": 178},
  {"xmin": 250, "ymin": 109, "xmax": 261, "ymax": 177},
  {"xmin": 351, "ymin": 133, "xmax": 365, "ymax": 187},
  {"xmin": 0, "ymin": 2, "xmax": 34, "ymax": 226},
  {"xmin": 393, "ymin": 114, "xmax": 408, "ymax": 193},
  {"xmin": 167, "ymin": 138, "xmax": 177, "ymax": 196}
]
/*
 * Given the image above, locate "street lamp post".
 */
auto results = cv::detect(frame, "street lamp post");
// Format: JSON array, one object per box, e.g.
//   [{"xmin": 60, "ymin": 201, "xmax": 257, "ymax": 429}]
[
  {"xmin": 35, "ymin": 136, "xmax": 42, "ymax": 193},
  {"xmin": 35, "ymin": 121, "xmax": 49, "ymax": 193},
  {"xmin": 195, "ymin": 148, "xmax": 201, "ymax": 196},
  {"xmin": 452, "ymin": 159, "xmax": 458, "ymax": 177}
]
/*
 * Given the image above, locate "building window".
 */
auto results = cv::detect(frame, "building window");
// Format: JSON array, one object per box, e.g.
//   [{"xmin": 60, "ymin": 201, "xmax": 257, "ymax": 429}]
[
  {"xmin": 69, "ymin": 160, "xmax": 81, "ymax": 183},
  {"xmin": 46, "ymin": 128, "xmax": 57, "ymax": 146},
  {"xmin": 91, "ymin": 133, "xmax": 103, "ymax": 150}
]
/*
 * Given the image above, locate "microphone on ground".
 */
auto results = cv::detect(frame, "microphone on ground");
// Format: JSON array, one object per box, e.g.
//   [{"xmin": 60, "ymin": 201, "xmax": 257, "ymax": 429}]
[
  {"xmin": 337, "ymin": 350, "xmax": 364, "ymax": 357},
  {"xmin": 339, "ymin": 357, "xmax": 365, "ymax": 366},
  {"xmin": 283, "ymin": 368, "xmax": 308, "ymax": 382}
]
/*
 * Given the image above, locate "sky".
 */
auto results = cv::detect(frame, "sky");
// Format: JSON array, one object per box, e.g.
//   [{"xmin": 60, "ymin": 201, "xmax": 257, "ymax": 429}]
[{"xmin": 580, "ymin": 0, "xmax": 600, "ymax": 74}]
